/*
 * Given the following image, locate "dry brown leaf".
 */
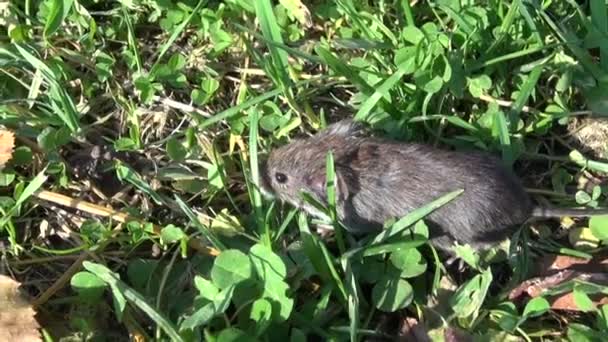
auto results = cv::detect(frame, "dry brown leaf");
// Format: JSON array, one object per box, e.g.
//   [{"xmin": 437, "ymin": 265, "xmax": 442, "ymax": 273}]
[
  {"xmin": 0, "ymin": 275, "xmax": 41, "ymax": 341},
  {"xmin": 0, "ymin": 129, "xmax": 15, "ymax": 170},
  {"xmin": 550, "ymin": 291, "xmax": 608, "ymax": 311}
]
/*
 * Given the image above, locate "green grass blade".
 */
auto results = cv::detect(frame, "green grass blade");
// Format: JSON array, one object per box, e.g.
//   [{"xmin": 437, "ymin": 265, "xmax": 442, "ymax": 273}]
[
  {"xmin": 335, "ymin": 0, "xmax": 380, "ymax": 40},
  {"xmin": 298, "ymin": 213, "xmax": 348, "ymax": 302},
  {"xmin": 354, "ymin": 60, "xmax": 411, "ymax": 121},
  {"xmin": 174, "ymin": 195, "xmax": 226, "ymax": 251},
  {"xmin": 233, "ymin": 23, "xmax": 321, "ymax": 63},
  {"xmin": 254, "ymin": 0, "xmax": 292, "ymax": 91},
  {"xmin": 115, "ymin": 163, "xmax": 165, "ymax": 205},
  {"xmin": 199, "ymin": 88, "xmax": 282, "ymax": 129},
  {"xmin": 325, "ymin": 151, "xmax": 345, "ymax": 254},
  {"xmin": 199, "ymin": 77, "xmax": 322, "ymax": 129},
  {"xmin": 371, "ymin": 189, "xmax": 464, "ymax": 245},
  {"xmin": 83, "ymin": 261, "xmax": 184, "ymax": 342},
  {"xmin": 493, "ymin": 110, "xmax": 513, "ymax": 167},
  {"xmin": 569, "ymin": 150, "xmax": 608, "ymax": 173},
  {"xmin": 539, "ymin": 8, "xmax": 607, "ymax": 82},
  {"xmin": 408, "ymin": 114, "xmax": 480, "ymax": 133},
  {"xmin": 248, "ymin": 108, "xmax": 270, "ymax": 247},
  {"xmin": 14, "ymin": 44, "xmax": 80, "ymax": 132},
  {"xmin": 400, "ymin": 0, "xmax": 415, "ymax": 26},
  {"xmin": 151, "ymin": 0, "xmax": 206, "ymax": 73},
  {"xmin": 516, "ymin": 0, "xmax": 543, "ymax": 44},
  {"xmin": 341, "ymin": 258, "xmax": 359, "ymax": 342},
  {"xmin": 508, "ymin": 64, "xmax": 543, "ymax": 123},
  {"xmin": 121, "ymin": 4, "xmax": 142, "ymax": 73},
  {"xmin": 315, "ymin": 45, "xmax": 399, "ymax": 116},
  {"xmin": 469, "ymin": 44, "xmax": 555, "ymax": 71},
  {"xmin": 0, "ymin": 170, "xmax": 47, "ymax": 229},
  {"xmin": 590, "ymin": 0, "xmax": 608, "ymax": 71}
]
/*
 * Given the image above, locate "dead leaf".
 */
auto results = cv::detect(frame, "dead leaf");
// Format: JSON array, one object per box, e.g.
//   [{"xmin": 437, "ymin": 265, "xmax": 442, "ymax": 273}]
[
  {"xmin": 279, "ymin": 0, "xmax": 312, "ymax": 28},
  {"xmin": 537, "ymin": 253, "xmax": 608, "ymax": 275},
  {"xmin": 550, "ymin": 291, "xmax": 608, "ymax": 311},
  {"xmin": 0, "ymin": 129, "xmax": 15, "ymax": 170},
  {"xmin": 0, "ymin": 275, "xmax": 41, "ymax": 341},
  {"xmin": 508, "ymin": 270, "xmax": 575, "ymax": 300}
]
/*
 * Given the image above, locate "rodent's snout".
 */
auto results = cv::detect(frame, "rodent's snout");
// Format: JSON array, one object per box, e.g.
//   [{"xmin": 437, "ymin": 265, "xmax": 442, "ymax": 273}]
[{"xmin": 257, "ymin": 158, "xmax": 273, "ymax": 196}]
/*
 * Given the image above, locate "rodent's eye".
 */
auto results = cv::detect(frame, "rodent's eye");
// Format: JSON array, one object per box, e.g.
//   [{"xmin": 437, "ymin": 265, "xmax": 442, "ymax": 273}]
[{"xmin": 275, "ymin": 172, "xmax": 288, "ymax": 184}]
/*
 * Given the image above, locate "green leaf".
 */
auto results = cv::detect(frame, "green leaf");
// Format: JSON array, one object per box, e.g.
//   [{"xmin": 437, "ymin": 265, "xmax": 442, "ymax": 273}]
[
  {"xmin": 114, "ymin": 137, "xmax": 137, "ymax": 151},
  {"xmin": 166, "ymin": 137, "xmax": 187, "ymax": 161},
  {"xmin": 453, "ymin": 244, "xmax": 481, "ymax": 270},
  {"xmin": 217, "ymin": 327, "xmax": 249, "ymax": 342},
  {"xmin": 361, "ymin": 238, "xmax": 427, "ymax": 257},
  {"xmin": 522, "ymin": 297, "xmax": 550, "ymax": 318},
  {"xmin": 211, "ymin": 249, "xmax": 253, "ymax": 289},
  {"xmin": 167, "ymin": 53, "xmax": 186, "ymax": 71},
  {"xmin": 180, "ymin": 285, "xmax": 235, "ymax": 331},
  {"xmin": 127, "ymin": 259, "xmax": 158, "ymax": 292},
  {"xmin": 0, "ymin": 173, "xmax": 15, "ymax": 186},
  {"xmin": 151, "ymin": 0, "xmax": 206, "ymax": 71},
  {"xmin": 372, "ymin": 276, "xmax": 414, "ymax": 312},
  {"xmin": 468, "ymin": 74, "xmax": 492, "ymax": 98},
  {"xmin": 569, "ymin": 150, "xmax": 608, "ymax": 173},
  {"xmin": 207, "ymin": 162, "xmax": 225, "ymax": 190},
  {"xmin": 70, "ymin": 271, "xmax": 107, "ymax": 302},
  {"xmin": 43, "ymin": 0, "xmax": 74, "ymax": 38},
  {"xmin": 450, "ymin": 268, "xmax": 493, "ymax": 319},
  {"xmin": 250, "ymin": 298, "xmax": 273, "ymax": 336},
  {"xmin": 389, "ymin": 248, "xmax": 427, "ymax": 278},
  {"xmin": 568, "ymin": 323, "xmax": 603, "ymax": 342},
  {"xmin": 590, "ymin": 215, "xmax": 608, "ymax": 240},
  {"xmin": 298, "ymin": 213, "xmax": 347, "ymax": 302},
  {"xmin": 402, "ymin": 26, "xmax": 424, "ymax": 45},
  {"xmin": 249, "ymin": 244, "xmax": 287, "ymax": 280},
  {"xmin": 38, "ymin": 127, "xmax": 72, "ymax": 151},
  {"xmin": 573, "ymin": 288, "xmax": 596, "ymax": 312},
  {"xmin": 249, "ymin": 244, "xmax": 293, "ymax": 321},
  {"xmin": 11, "ymin": 146, "xmax": 33, "ymax": 166},
  {"xmin": 160, "ymin": 224, "xmax": 186, "ymax": 244},
  {"xmin": 194, "ymin": 276, "xmax": 219, "ymax": 301},
  {"xmin": 576, "ymin": 190, "xmax": 592, "ymax": 204}
]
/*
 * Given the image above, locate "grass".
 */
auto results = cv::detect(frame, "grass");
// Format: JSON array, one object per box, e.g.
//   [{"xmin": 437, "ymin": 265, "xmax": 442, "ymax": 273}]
[{"xmin": 2, "ymin": 0, "xmax": 608, "ymax": 340}]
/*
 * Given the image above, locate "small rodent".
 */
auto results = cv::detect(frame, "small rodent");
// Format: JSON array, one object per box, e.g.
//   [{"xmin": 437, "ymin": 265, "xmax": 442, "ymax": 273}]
[{"xmin": 260, "ymin": 119, "xmax": 608, "ymax": 251}]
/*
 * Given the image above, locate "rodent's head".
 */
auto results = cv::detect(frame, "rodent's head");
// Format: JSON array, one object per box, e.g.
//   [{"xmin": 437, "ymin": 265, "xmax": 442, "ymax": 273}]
[
  {"xmin": 261, "ymin": 138, "xmax": 328, "ymax": 218},
  {"xmin": 260, "ymin": 119, "xmax": 362, "ymax": 217}
]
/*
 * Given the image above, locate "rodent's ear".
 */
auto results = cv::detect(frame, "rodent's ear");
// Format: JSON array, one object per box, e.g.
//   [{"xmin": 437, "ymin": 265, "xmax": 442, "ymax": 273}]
[
  {"xmin": 324, "ymin": 119, "xmax": 367, "ymax": 138},
  {"xmin": 306, "ymin": 169, "xmax": 349, "ymax": 203}
]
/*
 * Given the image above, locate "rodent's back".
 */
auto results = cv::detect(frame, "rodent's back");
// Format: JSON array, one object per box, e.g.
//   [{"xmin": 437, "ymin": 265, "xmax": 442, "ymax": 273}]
[{"xmin": 333, "ymin": 139, "xmax": 534, "ymax": 248}]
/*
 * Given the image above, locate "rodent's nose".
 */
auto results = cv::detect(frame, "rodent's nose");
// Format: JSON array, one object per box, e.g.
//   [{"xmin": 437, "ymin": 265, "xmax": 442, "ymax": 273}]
[{"xmin": 257, "ymin": 158, "xmax": 271, "ymax": 189}]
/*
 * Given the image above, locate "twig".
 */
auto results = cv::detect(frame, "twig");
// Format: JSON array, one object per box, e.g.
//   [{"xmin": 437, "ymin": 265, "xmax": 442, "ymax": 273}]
[
  {"xmin": 33, "ymin": 190, "xmax": 219, "ymax": 256},
  {"xmin": 478, "ymin": 94, "xmax": 536, "ymax": 113},
  {"xmin": 154, "ymin": 96, "xmax": 211, "ymax": 118},
  {"xmin": 32, "ymin": 252, "xmax": 89, "ymax": 307}
]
